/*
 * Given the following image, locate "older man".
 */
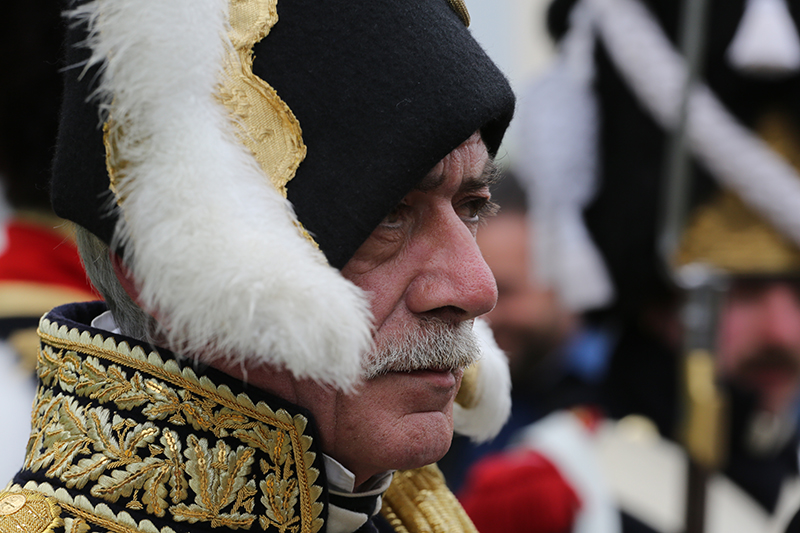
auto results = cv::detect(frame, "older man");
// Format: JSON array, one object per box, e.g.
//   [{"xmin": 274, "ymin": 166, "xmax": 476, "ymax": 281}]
[{"xmin": 0, "ymin": 1, "xmax": 514, "ymax": 532}]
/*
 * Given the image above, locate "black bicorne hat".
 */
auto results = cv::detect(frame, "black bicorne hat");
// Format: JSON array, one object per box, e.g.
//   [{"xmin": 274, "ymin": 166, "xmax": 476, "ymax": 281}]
[{"xmin": 53, "ymin": 0, "xmax": 514, "ymax": 269}]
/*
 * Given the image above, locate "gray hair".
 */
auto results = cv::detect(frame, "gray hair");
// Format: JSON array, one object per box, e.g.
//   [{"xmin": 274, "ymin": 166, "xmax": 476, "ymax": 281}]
[{"xmin": 74, "ymin": 225, "xmax": 157, "ymax": 342}]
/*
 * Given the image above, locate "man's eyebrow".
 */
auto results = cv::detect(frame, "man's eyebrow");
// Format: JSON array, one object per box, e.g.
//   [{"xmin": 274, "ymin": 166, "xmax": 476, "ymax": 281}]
[{"xmin": 463, "ymin": 157, "xmax": 501, "ymax": 193}]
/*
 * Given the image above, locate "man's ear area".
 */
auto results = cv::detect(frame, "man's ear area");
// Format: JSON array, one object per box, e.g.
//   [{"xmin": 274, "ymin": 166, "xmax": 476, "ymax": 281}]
[{"xmin": 110, "ymin": 250, "xmax": 145, "ymax": 308}]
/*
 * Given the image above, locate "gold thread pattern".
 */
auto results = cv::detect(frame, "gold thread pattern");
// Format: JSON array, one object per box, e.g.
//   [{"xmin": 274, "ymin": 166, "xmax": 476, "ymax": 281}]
[
  {"xmin": 22, "ymin": 317, "xmax": 324, "ymax": 533},
  {"xmin": 102, "ymin": 121, "xmax": 123, "ymax": 206},
  {"xmin": 380, "ymin": 465, "xmax": 478, "ymax": 533},
  {"xmin": 218, "ymin": 0, "xmax": 307, "ymax": 197},
  {"xmin": 446, "ymin": 0, "xmax": 471, "ymax": 27},
  {"xmin": 675, "ymin": 108, "xmax": 800, "ymax": 273},
  {"xmin": 8, "ymin": 481, "xmax": 177, "ymax": 533}
]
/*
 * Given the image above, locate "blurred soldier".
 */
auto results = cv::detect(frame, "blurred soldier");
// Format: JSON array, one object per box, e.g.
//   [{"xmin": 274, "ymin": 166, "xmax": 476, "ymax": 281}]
[
  {"xmin": 461, "ymin": 0, "xmax": 800, "ymax": 531},
  {"xmin": 0, "ymin": 1, "xmax": 515, "ymax": 532}
]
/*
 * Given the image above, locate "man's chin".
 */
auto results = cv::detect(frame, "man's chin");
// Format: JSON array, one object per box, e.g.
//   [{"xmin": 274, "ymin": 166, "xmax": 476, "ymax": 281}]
[{"xmin": 387, "ymin": 410, "xmax": 455, "ymax": 469}]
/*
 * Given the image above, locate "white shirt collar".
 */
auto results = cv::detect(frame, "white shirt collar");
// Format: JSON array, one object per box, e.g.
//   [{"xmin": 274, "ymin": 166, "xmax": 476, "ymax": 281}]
[
  {"xmin": 323, "ymin": 454, "xmax": 393, "ymax": 495},
  {"xmin": 90, "ymin": 309, "xmax": 121, "ymax": 334}
]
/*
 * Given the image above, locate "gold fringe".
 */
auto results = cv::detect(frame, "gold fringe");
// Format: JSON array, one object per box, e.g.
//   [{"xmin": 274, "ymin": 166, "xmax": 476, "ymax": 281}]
[{"xmin": 380, "ymin": 465, "xmax": 478, "ymax": 533}]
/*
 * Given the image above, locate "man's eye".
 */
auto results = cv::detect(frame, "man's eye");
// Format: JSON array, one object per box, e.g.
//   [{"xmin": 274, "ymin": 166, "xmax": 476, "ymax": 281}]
[
  {"xmin": 380, "ymin": 203, "xmax": 410, "ymax": 228},
  {"xmin": 458, "ymin": 197, "xmax": 497, "ymax": 222}
]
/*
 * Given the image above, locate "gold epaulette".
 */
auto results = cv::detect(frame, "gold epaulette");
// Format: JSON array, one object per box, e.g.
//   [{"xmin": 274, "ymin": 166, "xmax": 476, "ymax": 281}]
[
  {"xmin": 0, "ymin": 489, "xmax": 63, "ymax": 533},
  {"xmin": 380, "ymin": 464, "xmax": 477, "ymax": 533}
]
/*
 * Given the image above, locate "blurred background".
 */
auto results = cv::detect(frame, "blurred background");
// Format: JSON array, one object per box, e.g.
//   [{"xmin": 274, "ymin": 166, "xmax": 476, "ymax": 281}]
[
  {"xmin": 455, "ymin": 1, "xmax": 800, "ymax": 532},
  {"xmin": 6, "ymin": 1, "xmax": 800, "ymax": 533},
  {"xmin": 0, "ymin": 0, "xmax": 98, "ymax": 483}
]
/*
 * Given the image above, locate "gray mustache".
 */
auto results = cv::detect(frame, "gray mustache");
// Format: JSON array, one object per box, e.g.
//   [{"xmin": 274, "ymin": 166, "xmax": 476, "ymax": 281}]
[{"xmin": 362, "ymin": 319, "xmax": 480, "ymax": 379}]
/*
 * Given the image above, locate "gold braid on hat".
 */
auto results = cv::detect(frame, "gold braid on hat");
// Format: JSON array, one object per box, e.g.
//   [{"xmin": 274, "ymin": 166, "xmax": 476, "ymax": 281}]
[{"xmin": 675, "ymin": 108, "xmax": 800, "ymax": 274}]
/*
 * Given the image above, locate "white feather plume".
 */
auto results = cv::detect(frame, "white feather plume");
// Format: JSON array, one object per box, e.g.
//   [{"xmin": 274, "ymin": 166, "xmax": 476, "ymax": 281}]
[
  {"xmin": 453, "ymin": 318, "xmax": 512, "ymax": 443},
  {"xmin": 69, "ymin": 0, "xmax": 373, "ymax": 390},
  {"xmin": 517, "ymin": 0, "xmax": 614, "ymax": 312},
  {"xmin": 727, "ymin": 0, "xmax": 800, "ymax": 77}
]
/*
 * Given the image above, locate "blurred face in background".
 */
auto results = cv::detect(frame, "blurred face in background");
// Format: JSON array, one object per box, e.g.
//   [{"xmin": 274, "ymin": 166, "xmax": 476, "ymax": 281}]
[
  {"xmin": 477, "ymin": 211, "xmax": 576, "ymax": 387},
  {"xmin": 717, "ymin": 278, "xmax": 800, "ymax": 414}
]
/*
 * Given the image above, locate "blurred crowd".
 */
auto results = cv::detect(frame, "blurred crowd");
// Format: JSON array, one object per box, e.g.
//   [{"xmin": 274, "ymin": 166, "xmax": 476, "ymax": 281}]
[
  {"xmin": 6, "ymin": 0, "xmax": 800, "ymax": 532},
  {"xmin": 444, "ymin": 1, "xmax": 800, "ymax": 532}
]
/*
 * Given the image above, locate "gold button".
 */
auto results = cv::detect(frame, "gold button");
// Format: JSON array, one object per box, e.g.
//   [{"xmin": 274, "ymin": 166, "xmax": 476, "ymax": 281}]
[{"xmin": 0, "ymin": 494, "xmax": 26, "ymax": 516}]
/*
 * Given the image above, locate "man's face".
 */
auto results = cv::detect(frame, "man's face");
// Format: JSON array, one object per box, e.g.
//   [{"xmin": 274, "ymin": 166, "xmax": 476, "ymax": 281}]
[
  {"xmin": 477, "ymin": 212, "xmax": 575, "ymax": 386},
  {"xmin": 246, "ymin": 133, "xmax": 498, "ymax": 487},
  {"xmin": 717, "ymin": 278, "xmax": 800, "ymax": 414}
]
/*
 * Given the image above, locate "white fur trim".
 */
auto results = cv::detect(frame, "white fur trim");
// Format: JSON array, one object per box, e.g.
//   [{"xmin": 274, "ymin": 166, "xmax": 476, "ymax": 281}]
[
  {"xmin": 453, "ymin": 318, "xmax": 512, "ymax": 443},
  {"xmin": 70, "ymin": 0, "xmax": 373, "ymax": 390}
]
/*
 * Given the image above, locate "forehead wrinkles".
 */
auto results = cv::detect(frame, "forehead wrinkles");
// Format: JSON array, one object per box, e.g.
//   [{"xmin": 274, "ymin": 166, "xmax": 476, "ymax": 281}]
[{"xmin": 416, "ymin": 135, "xmax": 489, "ymax": 193}]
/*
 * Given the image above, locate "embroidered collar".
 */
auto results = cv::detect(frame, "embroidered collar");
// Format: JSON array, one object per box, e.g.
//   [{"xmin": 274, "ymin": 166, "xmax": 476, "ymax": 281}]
[{"xmin": 18, "ymin": 301, "xmax": 328, "ymax": 533}]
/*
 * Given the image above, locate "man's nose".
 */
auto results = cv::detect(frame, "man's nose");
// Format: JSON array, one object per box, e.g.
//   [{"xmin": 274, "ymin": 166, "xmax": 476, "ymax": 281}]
[
  {"xmin": 759, "ymin": 283, "xmax": 800, "ymax": 347},
  {"xmin": 405, "ymin": 216, "xmax": 498, "ymax": 322}
]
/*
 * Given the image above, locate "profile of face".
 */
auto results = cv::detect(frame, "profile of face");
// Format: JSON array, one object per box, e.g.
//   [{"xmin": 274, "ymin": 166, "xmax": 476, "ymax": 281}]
[
  {"xmin": 229, "ymin": 133, "xmax": 498, "ymax": 488},
  {"xmin": 476, "ymin": 211, "xmax": 575, "ymax": 386},
  {"xmin": 717, "ymin": 278, "xmax": 800, "ymax": 414}
]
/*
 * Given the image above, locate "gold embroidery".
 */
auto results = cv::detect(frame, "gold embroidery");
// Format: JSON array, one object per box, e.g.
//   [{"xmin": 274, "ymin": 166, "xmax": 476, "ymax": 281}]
[
  {"xmin": 102, "ymin": 121, "xmax": 122, "ymax": 205},
  {"xmin": 64, "ymin": 516, "xmax": 92, "ymax": 533},
  {"xmin": 219, "ymin": 0, "xmax": 307, "ymax": 197},
  {"xmin": 91, "ymin": 426, "xmax": 186, "ymax": 517},
  {"xmin": 675, "ymin": 109, "xmax": 800, "ymax": 273},
  {"xmin": 171, "ymin": 436, "xmax": 256, "ymax": 529},
  {"xmin": 381, "ymin": 465, "xmax": 478, "ymax": 533},
  {"xmin": 0, "ymin": 494, "xmax": 27, "ymax": 516},
  {"xmin": 0, "ymin": 489, "xmax": 63, "ymax": 533},
  {"xmin": 25, "ymin": 318, "xmax": 324, "ymax": 533},
  {"xmin": 12, "ymin": 480, "xmax": 178, "ymax": 533},
  {"xmin": 446, "ymin": 0, "xmax": 471, "ymax": 27}
]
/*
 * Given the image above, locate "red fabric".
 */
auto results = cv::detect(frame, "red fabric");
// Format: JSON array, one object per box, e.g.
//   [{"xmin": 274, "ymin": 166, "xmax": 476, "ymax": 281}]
[
  {"xmin": 572, "ymin": 406, "xmax": 604, "ymax": 434},
  {"xmin": 0, "ymin": 218, "xmax": 97, "ymax": 296},
  {"xmin": 459, "ymin": 449, "xmax": 581, "ymax": 533}
]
